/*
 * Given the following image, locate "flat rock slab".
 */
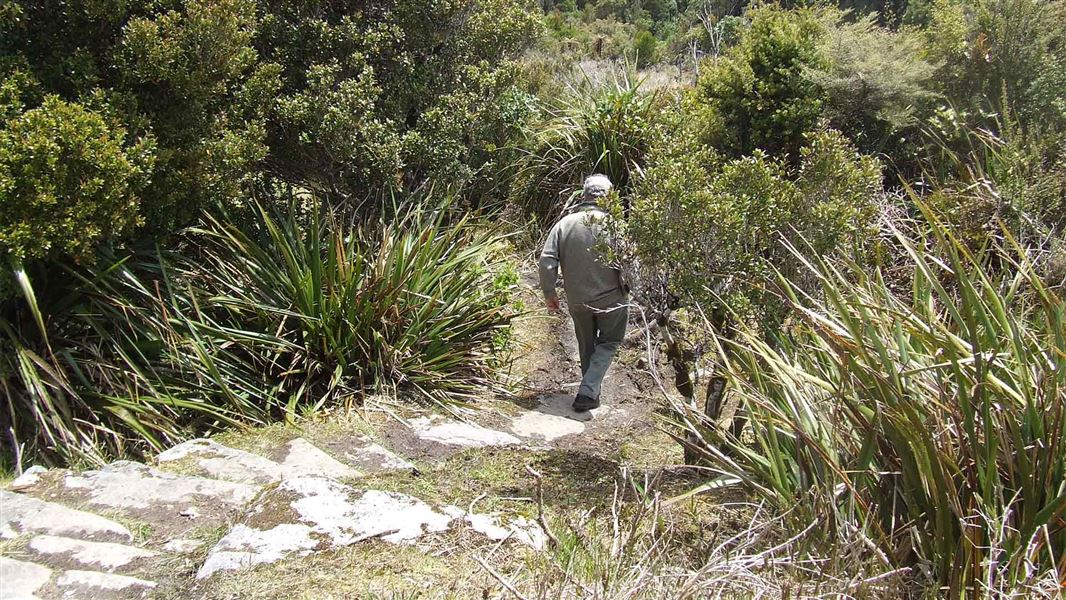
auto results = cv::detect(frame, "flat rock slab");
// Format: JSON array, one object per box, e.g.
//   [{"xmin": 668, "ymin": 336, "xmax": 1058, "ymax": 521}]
[
  {"xmin": 510, "ymin": 394, "xmax": 619, "ymax": 442},
  {"xmin": 411, "ymin": 416, "xmax": 522, "ymax": 448},
  {"xmin": 156, "ymin": 439, "xmax": 284, "ymax": 485},
  {"xmin": 442, "ymin": 507, "xmax": 546, "ymax": 551},
  {"xmin": 384, "ymin": 416, "xmax": 524, "ymax": 461},
  {"xmin": 0, "ymin": 490, "xmax": 132, "ymax": 543},
  {"xmin": 0, "ymin": 556, "xmax": 52, "ymax": 599},
  {"xmin": 160, "ymin": 538, "xmax": 203, "ymax": 554},
  {"xmin": 27, "ymin": 535, "xmax": 158, "ymax": 573},
  {"xmin": 53, "ymin": 569, "xmax": 156, "ymax": 598},
  {"xmin": 197, "ymin": 477, "xmax": 452, "ymax": 579},
  {"xmin": 55, "ymin": 461, "xmax": 259, "ymax": 537},
  {"xmin": 310, "ymin": 434, "xmax": 415, "ymax": 475},
  {"xmin": 9, "ymin": 466, "xmax": 47, "ymax": 491},
  {"xmin": 276, "ymin": 438, "xmax": 359, "ymax": 480}
]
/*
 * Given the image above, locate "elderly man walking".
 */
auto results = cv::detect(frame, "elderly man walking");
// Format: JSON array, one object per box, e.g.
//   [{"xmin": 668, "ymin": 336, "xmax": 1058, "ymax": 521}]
[{"xmin": 539, "ymin": 174, "xmax": 628, "ymax": 412}]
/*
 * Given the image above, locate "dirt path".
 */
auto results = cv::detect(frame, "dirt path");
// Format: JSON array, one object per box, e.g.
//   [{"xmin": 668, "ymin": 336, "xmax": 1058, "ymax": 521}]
[
  {"xmin": 494, "ymin": 266, "xmax": 666, "ymax": 456},
  {"xmin": 1, "ymin": 262, "xmax": 697, "ymax": 600}
]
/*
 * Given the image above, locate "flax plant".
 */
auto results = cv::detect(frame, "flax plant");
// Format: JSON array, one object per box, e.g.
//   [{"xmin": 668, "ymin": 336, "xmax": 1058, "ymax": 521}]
[
  {"xmin": 511, "ymin": 68, "xmax": 659, "ymax": 223},
  {"xmin": 2, "ymin": 200, "xmax": 514, "ymax": 465},
  {"xmin": 679, "ymin": 206, "xmax": 1066, "ymax": 596}
]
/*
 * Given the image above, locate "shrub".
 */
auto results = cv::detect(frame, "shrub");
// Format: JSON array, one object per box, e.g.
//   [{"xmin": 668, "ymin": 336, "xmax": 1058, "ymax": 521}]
[
  {"xmin": 809, "ymin": 12, "xmax": 939, "ymax": 167},
  {"xmin": 678, "ymin": 209, "xmax": 1066, "ymax": 595},
  {"xmin": 633, "ymin": 30, "xmax": 660, "ymax": 68},
  {"xmin": 625, "ymin": 128, "xmax": 881, "ymax": 332},
  {"xmin": 0, "ymin": 95, "xmax": 154, "ymax": 274},
  {"xmin": 921, "ymin": 110, "xmax": 1065, "ymax": 248},
  {"xmin": 698, "ymin": 4, "xmax": 827, "ymax": 159},
  {"xmin": 258, "ymin": 0, "xmax": 540, "ymax": 201},
  {"xmin": 1, "ymin": 0, "xmax": 272, "ymax": 235},
  {"xmin": 925, "ymin": 0, "xmax": 1066, "ymax": 134}
]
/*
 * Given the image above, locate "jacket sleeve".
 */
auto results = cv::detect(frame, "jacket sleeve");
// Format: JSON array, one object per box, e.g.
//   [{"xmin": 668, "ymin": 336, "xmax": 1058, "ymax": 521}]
[{"xmin": 538, "ymin": 223, "xmax": 562, "ymax": 300}]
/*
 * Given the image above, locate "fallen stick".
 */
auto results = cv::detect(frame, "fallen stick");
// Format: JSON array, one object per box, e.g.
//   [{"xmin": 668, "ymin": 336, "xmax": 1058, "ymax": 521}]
[
  {"xmin": 524, "ymin": 464, "xmax": 559, "ymax": 549},
  {"xmin": 473, "ymin": 554, "xmax": 531, "ymax": 600}
]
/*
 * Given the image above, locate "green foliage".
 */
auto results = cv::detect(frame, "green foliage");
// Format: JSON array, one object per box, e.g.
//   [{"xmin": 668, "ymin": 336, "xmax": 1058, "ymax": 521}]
[
  {"xmin": 1, "ymin": 0, "xmax": 272, "ymax": 236},
  {"xmin": 925, "ymin": 0, "xmax": 1066, "ymax": 132},
  {"xmin": 698, "ymin": 5, "xmax": 828, "ymax": 159},
  {"xmin": 921, "ymin": 107, "xmax": 1065, "ymax": 248},
  {"xmin": 625, "ymin": 128, "xmax": 881, "ymax": 330},
  {"xmin": 259, "ymin": 0, "xmax": 539, "ymax": 200},
  {"xmin": 0, "ymin": 95, "xmax": 154, "ymax": 267},
  {"xmin": 1, "ymin": 200, "xmax": 515, "ymax": 464},
  {"xmin": 677, "ymin": 211, "xmax": 1066, "ymax": 594},
  {"xmin": 1, "ymin": 0, "xmax": 538, "ymax": 258},
  {"xmin": 810, "ymin": 12, "xmax": 939, "ymax": 162},
  {"xmin": 633, "ymin": 30, "xmax": 660, "ymax": 68}
]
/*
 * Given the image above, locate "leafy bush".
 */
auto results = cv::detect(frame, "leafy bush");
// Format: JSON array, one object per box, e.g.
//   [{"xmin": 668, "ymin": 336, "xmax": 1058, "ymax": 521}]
[
  {"xmin": 0, "ymin": 95, "xmax": 154, "ymax": 292},
  {"xmin": 1, "ymin": 201, "xmax": 515, "ymax": 465},
  {"xmin": 2, "ymin": 0, "xmax": 272, "ymax": 235},
  {"xmin": 925, "ymin": 0, "xmax": 1066, "ymax": 133},
  {"xmin": 625, "ymin": 128, "xmax": 881, "ymax": 331},
  {"xmin": 258, "ymin": 0, "xmax": 539, "ymax": 201},
  {"xmin": 698, "ymin": 4, "xmax": 827, "ymax": 159},
  {"xmin": 679, "ymin": 210, "xmax": 1066, "ymax": 595},
  {"xmin": 633, "ymin": 30, "xmax": 660, "ymax": 68},
  {"xmin": 810, "ymin": 12, "xmax": 939, "ymax": 166}
]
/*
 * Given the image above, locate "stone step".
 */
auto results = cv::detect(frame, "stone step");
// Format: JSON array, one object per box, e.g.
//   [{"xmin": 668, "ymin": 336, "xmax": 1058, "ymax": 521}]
[
  {"xmin": 275, "ymin": 438, "xmax": 359, "ymax": 480},
  {"xmin": 509, "ymin": 393, "xmax": 621, "ymax": 442},
  {"xmin": 0, "ymin": 556, "xmax": 52, "ymax": 599},
  {"xmin": 385, "ymin": 415, "xmax": 523, "ymax": 461},
  {"xmin": 299, "ymin": 433, "xmax": 415, "ymax": 475},
  {"xmin": 25, "ymin": 535, "xmax": 158, "ymax": 574},
  {"xmin": 196, "ymin": 476, "xmax": 454, "ymax": 579},
  {"xmin": 0, "ymin": 490, "xmax": 133, "ymax": 543},
  {"xmin": 52, "ymin": 569, "xmax": 156, "ymax": 599},
  {"xmin": 0, "ymin": 557, "xmax": 157, "ymax": 600},
  {"xmin": 37, "ymin": 461, "xmax": 260, "ymax": 539},
  {"xmin": 156, "ymin": 438, "xmax": 284, "ymax": 485},
  {"xmin": 155, "ymin": 436, "xmax": 390, "ymax": 484}
]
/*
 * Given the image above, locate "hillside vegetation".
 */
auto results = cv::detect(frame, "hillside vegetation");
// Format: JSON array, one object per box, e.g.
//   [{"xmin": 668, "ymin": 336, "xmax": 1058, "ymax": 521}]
[{"xmin": 2, "ymin": 0, "xmax": 1064, "ymax": 597}]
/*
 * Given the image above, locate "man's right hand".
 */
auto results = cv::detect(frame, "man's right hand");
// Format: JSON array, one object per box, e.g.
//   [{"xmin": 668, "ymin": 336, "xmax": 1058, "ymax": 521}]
[{"xmin": 545, "ymin": 297, "xmax": 561, "ymax": 312}]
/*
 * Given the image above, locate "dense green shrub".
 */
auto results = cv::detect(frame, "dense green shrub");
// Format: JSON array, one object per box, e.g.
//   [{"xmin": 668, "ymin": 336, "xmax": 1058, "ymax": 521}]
[
  {"xmin": 0, "ymin": 95, "xmax": 154, "ymax": 279},
  {"xmin": 258, "ymin": 0, "xmax": 540, "ymax": 200},
  {"xmin": 925, "ymin": 0, "xmax": 1066, "ymax": 133},
  {"xmin": 1, "ymin": 200, "xmax": 516, "ymax": 465},
  {"xmin": 810, "ymin": 13, "xmax": 939, "ymax": 165},
  {"xmin": 1, "ymin": 0, "xmax": 272, "ymax": 236},
  {"xmin": 698, "ymin": 5, "xmax": 827, "ymax": 159},
  {"xmin": 0, "ymin": 0, "xmax": 539, "ymax": 259},
  {"xmin": 624, "ymin": 127, "xmax": 881, "ymax": 330},
  {"xmin": 633, "ymin": 30, "xmax": 660, "ymax": 67}
]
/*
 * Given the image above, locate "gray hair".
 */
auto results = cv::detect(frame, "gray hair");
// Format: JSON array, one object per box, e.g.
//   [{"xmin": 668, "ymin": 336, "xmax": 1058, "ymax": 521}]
[{"xmin": 582, "ymin": 174, "xmax": 613, "ymax": 201}]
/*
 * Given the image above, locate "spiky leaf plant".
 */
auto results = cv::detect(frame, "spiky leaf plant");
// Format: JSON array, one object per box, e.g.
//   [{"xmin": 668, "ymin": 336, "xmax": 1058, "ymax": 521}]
[
  {"xmin": 674, "ymin": 206, "xmax": 1066, "ymax": 596},
  {"xmin": 1, "ymin": 200, "xmax": 515, "ymax": 465}
]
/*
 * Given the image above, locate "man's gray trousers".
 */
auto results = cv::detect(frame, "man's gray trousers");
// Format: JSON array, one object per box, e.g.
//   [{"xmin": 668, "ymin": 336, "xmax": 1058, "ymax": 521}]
[{"xmin": 570, "ymin": 304, "xmax": 628, "ymax": 400}]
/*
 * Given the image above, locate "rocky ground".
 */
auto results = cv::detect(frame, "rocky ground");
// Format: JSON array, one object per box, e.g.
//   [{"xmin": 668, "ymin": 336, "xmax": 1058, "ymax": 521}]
[{"xmin": 1, "ymin": 267, "xmax": 716, "ymax": 600}]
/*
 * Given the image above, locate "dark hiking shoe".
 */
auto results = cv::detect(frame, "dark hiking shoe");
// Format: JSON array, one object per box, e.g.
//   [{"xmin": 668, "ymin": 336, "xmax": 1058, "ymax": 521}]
[{"xmin": 572, "ymin": 394, "xmax": 600, "ymax": 412}]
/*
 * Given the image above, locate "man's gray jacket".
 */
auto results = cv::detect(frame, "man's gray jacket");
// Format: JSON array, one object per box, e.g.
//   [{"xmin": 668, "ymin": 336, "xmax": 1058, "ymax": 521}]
[{"xmin": 538, "ymin": 203, "xmax": 626, "ymax": 311}]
